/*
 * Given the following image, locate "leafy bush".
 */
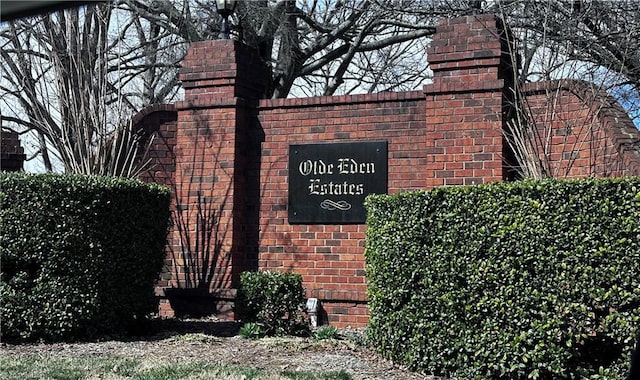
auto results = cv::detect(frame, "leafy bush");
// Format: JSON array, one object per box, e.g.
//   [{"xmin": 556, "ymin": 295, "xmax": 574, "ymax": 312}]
[
  {"xmin": 235, "ymin": 271, "xmax": 309, "ymax": 336},
  {"xmin": 365, "ymin": 178, "xmax": 640, "ymax": 379},
  {"xmin": 0, "ymin": 173, "xmax": 171, "ymax": 342}
]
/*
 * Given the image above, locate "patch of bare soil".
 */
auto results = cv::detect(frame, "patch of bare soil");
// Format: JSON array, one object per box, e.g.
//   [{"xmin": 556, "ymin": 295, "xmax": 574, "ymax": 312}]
[{"xmin": 0, "ymin": 318, "xmax": 435, "ymax": 380}]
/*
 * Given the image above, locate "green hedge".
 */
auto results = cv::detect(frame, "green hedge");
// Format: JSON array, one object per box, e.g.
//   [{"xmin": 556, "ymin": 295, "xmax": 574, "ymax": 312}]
[
  {"xmin": 365, "ymin": 178, "xmax": 640, "ymax": 379},
  {"xmin": 235, "ymin": 271, "xmax": 309, "ymax": 336},
  {"xmin": 0, "ymin": 173, "xmax": 171, "ymax": 342}
]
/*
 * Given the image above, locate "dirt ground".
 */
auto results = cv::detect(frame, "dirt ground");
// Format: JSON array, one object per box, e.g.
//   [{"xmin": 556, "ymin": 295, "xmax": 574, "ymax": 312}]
[{"xmin": 0, "ymin": 318, "xmax": 435, "ymax": 380}]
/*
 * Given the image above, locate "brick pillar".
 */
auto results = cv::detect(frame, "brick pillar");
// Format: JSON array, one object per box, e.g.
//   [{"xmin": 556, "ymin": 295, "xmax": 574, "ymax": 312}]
[
  {"xmin": 1, "ymin": 130, "xmax": 26, "ymax": 172},
  {"xmin": 172, "ymin": 40, "xmax": 269, "ymax": 306},
  {"xmin": 424, "ymin": 14, "xmax": 511, "ymax": 187}
]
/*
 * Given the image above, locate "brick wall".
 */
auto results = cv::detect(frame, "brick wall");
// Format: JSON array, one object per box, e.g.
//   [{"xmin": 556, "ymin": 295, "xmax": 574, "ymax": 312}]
[
  {"xmin": 255, "ymin": 92, "xmax": 427, "ymax": 326},
  {"xmin": 132, "ymin": 14, "xmax": 640, "ymax": 327},
  {"xmin": 521, "ymin": 80, "xmax": 640, "ymax": 178}
]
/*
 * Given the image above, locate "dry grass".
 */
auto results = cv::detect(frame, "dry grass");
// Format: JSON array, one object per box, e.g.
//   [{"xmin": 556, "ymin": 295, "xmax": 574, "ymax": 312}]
[{"xmin": 0, "ymin": 353, "xmax": 351, "ymax": 380}]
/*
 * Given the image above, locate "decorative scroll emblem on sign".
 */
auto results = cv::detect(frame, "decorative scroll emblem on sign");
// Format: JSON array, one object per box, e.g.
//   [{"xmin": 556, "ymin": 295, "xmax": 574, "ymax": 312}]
[
  {"xmin": 288, "ymin": 141, "xmax": 388, "ymax": 224},
  {"xmin": 320, "ymin": 199, "xmax": 351, "ymax": 211}
]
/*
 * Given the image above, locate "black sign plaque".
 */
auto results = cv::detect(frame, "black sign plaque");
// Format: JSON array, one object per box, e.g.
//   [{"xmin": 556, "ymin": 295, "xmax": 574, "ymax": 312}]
[{"xmin": 288, "ymin": 141, "xmax": 388, "ymax": 224}]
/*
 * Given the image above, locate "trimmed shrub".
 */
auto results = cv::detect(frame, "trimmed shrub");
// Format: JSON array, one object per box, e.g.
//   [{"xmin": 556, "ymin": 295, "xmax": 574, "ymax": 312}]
[
  {"xmin": 365, "ymin": 178, "xmax": 640, "ymax": 379},
  {"xmin": 0, "ymin": 173, "xmax": 171, "ymax": 342},
  {"xmin": 235, "ymin": 271, "xmax": 309, "ymax": 336}
]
